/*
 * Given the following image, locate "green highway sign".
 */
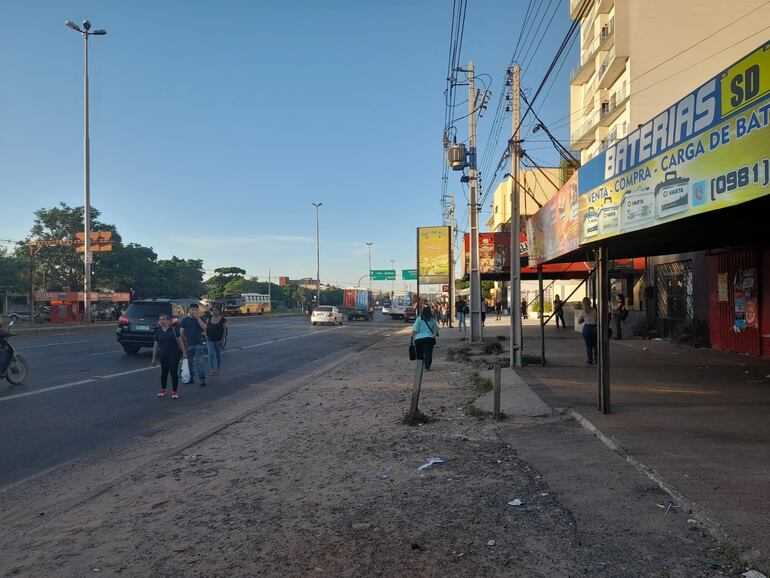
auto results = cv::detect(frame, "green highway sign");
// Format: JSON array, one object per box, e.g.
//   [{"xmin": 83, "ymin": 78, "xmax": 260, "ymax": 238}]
[
  {"xmin": 402, "ymin": 269, "xmax": 417, "ymax": 280},
  {"xmin": 371, "ymin": 269, "xmax": 396, "ymax": 281}
]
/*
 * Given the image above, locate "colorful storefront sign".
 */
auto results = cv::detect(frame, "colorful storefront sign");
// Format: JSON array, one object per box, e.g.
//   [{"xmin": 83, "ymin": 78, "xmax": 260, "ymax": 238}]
[
  {"xmin": 526, "ymin": 173, "xmax": 580, "ymax": 266},
  {"xmin": 578, "ymin": 41, "xmax": 770, "ymax": 244},
  {"xmin": 462, "ymin": 232, "xmax": 528, "ymax": 277},
  {"xmin": 417, "ymin": 226, "xmax": 450, "ymax": 284}
]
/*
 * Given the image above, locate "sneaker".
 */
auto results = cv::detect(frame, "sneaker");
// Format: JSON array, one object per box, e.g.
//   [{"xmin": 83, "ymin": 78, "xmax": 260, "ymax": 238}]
[
  {"xmin": 157, "ymin": 390, "xmax": 167, "ymax": 398},
  {"xmin": 172, "ymin": 391, "xmax": 179, "ymax": 399},
  {"xmin": 200, "ymin": 381, "xmax": 206, "ymax": 387}
]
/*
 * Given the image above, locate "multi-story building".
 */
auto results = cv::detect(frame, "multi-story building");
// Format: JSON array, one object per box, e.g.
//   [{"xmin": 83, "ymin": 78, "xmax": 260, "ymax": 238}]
[
  {"xmin": 568, "ymin": 0, "xmax": 770, "ymax": 342},
  {"xmin": 569, "ymin": 0, "xmax": 770, "ymax": 165},
  {"xmin": 485, "ymin": 168, "xmax": 563, "ymax": 232}
]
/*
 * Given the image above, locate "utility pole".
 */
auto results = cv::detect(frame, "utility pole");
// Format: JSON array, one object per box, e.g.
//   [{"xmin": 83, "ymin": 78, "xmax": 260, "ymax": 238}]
[
  {"xmin": 467, "ymin": 61, "xmax": 482, "ymax": 343},
  {"xmin": 312, "ymin": 202, "xmax": 322, "ymax": 305},
  {"xmin": 390, "ymin": 259, "xmax": 395, "ymax": 295},
  {"xmin": 509, "ymin": 64, "xmax": 523, "ymax": 368},
  {"xmin": 268, "ymin": 268, "xmax": 272, "ymax": 308},
  {"xmin": 366, "ymin": 242, "xmax": 373, "ymax": 290},
  {"xmin": 448, "ymin": 192, "xmax": 455, "ymax": 328}
]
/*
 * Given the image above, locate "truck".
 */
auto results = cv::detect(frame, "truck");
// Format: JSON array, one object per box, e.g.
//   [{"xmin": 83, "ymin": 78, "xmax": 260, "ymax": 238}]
[
  {"xmin": 389, "ymin": 291, "xmax": 415, "ymax": 320},
  {"xmin": 343, "ymin": 287, "xmax": 374, "ymax": 321}
]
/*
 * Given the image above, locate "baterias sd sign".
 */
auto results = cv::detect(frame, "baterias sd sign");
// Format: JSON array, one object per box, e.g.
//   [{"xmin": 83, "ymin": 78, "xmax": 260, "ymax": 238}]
[{"xmin": 578, "ymin": 41, "xmax": 770, "ymax": 243}]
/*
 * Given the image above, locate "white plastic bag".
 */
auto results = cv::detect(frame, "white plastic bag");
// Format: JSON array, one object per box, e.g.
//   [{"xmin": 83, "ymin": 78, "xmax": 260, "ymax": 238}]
[{"xmin": 180, "ymin": 358, "xmax": 191, "ymax": 384}]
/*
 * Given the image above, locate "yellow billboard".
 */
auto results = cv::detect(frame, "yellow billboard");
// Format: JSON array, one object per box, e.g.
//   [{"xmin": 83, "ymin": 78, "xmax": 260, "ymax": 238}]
[{"xmin": 417, "ymin": 226, "xmax": 450, "ymax": 284}]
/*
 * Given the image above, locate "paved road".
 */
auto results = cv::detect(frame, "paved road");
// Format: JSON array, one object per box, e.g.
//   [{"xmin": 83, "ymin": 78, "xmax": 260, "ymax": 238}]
[{"xmin": 0, "ymin": 313, "xmax": 403, "ymax": 487}]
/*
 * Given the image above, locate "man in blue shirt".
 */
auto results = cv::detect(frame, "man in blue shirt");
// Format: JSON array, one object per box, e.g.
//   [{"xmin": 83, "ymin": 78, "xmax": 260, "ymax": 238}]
[{"xmin": 180, "ymin": 304, "xmax": 208, "ymax": 386}]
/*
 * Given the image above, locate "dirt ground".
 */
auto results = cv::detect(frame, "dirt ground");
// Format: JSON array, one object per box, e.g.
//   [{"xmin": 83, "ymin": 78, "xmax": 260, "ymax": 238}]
[{"xmin": 0, "ymin": 329, "xmax": 747, "ymax": 577}]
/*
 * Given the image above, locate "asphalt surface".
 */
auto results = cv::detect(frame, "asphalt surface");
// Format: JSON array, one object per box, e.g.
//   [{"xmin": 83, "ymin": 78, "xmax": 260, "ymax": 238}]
[{"xmin": 0, "ymin": 313, "xmax": 402, "ymax": 487}]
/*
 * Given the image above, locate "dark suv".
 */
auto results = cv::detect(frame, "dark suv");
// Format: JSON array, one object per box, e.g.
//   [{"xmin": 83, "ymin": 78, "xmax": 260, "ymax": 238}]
[{"xmin": 115, "ymin": 299, "xmax": 208, "ymax": 354}]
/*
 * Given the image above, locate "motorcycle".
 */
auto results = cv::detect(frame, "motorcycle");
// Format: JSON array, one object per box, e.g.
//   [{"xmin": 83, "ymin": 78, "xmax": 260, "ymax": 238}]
[{"xmin": 0, "ymin": 319, "xmax": 28, "ymax": 385}]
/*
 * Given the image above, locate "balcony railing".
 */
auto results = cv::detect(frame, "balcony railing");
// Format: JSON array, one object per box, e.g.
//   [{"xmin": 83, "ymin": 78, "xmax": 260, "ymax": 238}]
[
  {"xmin": 571, "ymin": 17, "xmax": 614, "ymax": 83},
  {"xmin": 571, "ymin": 83, "xmax": 629, "ymax": 146}
]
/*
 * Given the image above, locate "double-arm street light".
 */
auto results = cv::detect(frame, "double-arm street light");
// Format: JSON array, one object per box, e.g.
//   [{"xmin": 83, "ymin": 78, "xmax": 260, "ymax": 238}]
[
  {"xmin": 65, "ymin": 19, "xmax": 106, "ymax": 323},
  {"xmin": 312, "ymin": 202, "xmax": 322, "ymax": 305},
  {"xmin": 366, "ymin": 242, "xmax": 373, "ymax": 290}
]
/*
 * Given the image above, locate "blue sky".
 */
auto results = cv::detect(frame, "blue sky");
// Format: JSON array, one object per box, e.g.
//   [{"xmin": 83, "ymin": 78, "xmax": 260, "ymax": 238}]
[{"xmin": 1, "ymin": 0, "xmax": 574, "ymax": 292}]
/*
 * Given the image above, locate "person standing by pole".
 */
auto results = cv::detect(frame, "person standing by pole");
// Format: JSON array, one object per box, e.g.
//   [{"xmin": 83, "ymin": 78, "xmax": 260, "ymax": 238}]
[
  {"xmin": 553, "ymin": 294, "xmax": 565, "ymax": 329},
  {"xmin": 152, "ymin": 314, "xmax": 185, "ymax": 399}
]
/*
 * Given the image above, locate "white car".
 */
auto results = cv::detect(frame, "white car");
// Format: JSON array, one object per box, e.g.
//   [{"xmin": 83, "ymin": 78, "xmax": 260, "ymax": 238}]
[
  {"xmin": 311, "ymin": 306, "xmax": 343, "ymax": 326},
  {"xmin": 381, "ymin": 304, "xmax": 391, "ymax": 314}
]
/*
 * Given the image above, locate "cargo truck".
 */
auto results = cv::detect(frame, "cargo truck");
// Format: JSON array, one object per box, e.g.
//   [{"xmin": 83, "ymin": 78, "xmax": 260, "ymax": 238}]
[{"xmin": 343, "ymin": 287, "xmax": 374, "ymax": 321}]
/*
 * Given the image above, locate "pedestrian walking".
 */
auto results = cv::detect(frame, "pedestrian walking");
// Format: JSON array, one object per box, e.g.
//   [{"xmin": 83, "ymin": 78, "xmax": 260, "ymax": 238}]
[
  {"xmin": 206, "ymin": 306, "xmax": 228, "ymax": 376},
  {"xmin": 411, "ymin": 306, "xmax": 439, "ymax": 371},
  {"xmin": 456, "ymin": 298, "xmax": 468, "ymax": 334},
  {"xmin": 152, "ymin": 313, "xmax": 186, "ymax": 399},
  {"xmin": 495, "ymin": 301, "xmax": 502, "ymax": 320},
  {"xmin": 180, "ymin": 304, "xmax": 208, "ymax": 386},
  {"xmin": 481, "ymin": 300, "xmax": 487, "ymax": 326},
  {"xmin": 521, "ymin": 298, "xmax": 528, "ymax": 319},
  {"xmin": 612, "ymin": 294, "xmax": 627, "ymax": 340},
  {"xmin": 553, "ymin": 294, "xmax": 565, "ymax": 329},
  {"xmin": 578, "ymin": 297, "xmax": 598, "ymax": 364}
]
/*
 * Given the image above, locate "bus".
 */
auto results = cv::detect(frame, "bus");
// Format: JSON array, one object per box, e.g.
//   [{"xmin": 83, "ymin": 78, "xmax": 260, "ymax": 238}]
[
  {"xmin": 389, "ymin": 291, "xmax": 415, "ymax": 320},
  {"xmin": 238, "ymin": 293, "xmax": 271, "ymax": 315}
]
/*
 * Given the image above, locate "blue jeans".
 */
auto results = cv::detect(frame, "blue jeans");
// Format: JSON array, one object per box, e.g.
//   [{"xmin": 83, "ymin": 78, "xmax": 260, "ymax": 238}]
[
  {"xmin": 207, "ymin": 340, "xmax": 222, "ymax": 371},
  {"xmin": 457, "ymin": 312, "xmax": 467, "ymax": 332},
  {"xmin": 187, "ymin": 344, "xmax": 208, "ymax": 381}
]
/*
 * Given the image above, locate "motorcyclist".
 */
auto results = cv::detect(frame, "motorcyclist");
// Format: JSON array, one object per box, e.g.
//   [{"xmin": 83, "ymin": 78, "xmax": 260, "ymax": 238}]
[{"xmin": 0, "ymin": 318, "xmax": 12, "ymax": 375}]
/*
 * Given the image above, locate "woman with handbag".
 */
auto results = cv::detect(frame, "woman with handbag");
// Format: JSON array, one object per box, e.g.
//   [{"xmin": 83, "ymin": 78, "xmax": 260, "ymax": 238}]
[
  {"xmin": 411, "ymin": 306, "xmax": 440, "ymax": 371},
  {"xmin": 151, "ymin": 313, "xmax": 186, "ymax": 399}
]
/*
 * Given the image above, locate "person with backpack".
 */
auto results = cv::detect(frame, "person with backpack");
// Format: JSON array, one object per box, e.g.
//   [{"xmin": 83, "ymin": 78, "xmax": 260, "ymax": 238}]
[
  {"xmin": 411, "ymin": 306, "xmax": 439, "ymax": 371},
  {"xmin": 612, "ymin": 294, "xmax": 627, "ymax": 340}
]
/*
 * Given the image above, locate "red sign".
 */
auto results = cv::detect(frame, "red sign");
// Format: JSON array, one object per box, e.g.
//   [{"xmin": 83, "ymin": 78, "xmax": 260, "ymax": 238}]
[{"xmin": 462, "ymin": 232, "xmax": 526, "ymax": 277}]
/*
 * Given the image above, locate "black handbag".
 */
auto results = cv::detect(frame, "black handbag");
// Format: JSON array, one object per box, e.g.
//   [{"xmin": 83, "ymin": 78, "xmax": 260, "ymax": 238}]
[{"xmin": 409, "ymin": 342, "xmax": 416, "ymax": 361}]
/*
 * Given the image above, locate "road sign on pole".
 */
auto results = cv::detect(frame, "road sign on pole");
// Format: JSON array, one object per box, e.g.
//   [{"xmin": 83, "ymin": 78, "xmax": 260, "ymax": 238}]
[
  {"xmin": 371, "ymin": 269, "xmax": 396, "ymax": 281},
  {"xmin": 402, "ymin": 269, "xmax": 417, "ymax": 280}
]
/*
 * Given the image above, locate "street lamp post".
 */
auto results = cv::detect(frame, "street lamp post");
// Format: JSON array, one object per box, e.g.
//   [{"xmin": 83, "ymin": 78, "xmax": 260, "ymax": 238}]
[
  {"xmin": 312, "ymin": 202, "xmax": 322, "ymax": 305},
  {"xmin": 390, "ymin": 259, "xmax": 395, "ymax": 295},
  {"xmin": 66, "ymin": 20, "xmax": 106, "ymax": 324},
  {"xmin": 366, "ymin": 242, "xmax": 373, "ymax": 290}
]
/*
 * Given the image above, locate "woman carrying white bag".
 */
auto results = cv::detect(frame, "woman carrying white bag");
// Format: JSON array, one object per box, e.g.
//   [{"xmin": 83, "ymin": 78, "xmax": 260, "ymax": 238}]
[{"xmin": 151, "ymin": 314, "xmax": 187, "ymax": 399}]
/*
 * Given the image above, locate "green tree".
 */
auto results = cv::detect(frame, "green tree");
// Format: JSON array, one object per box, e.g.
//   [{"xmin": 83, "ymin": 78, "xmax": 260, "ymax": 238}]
[
  {"xmin": 0, "ymin": 247, "xmax": 27, "ymax": 294},
  {"xmin": 98, "ymin": 243, "xmax": 161, "ymax": 298},
  {"xmin": 19, "ymin": 203, "xmax": 119, "ymax": 291},
  {"xmin": 157, "ymin": 257, "xmax": 205, "ymax": 298},
  {"xmin": 206, "ymin": 267, "xmax": 247, "ymax": 299}
]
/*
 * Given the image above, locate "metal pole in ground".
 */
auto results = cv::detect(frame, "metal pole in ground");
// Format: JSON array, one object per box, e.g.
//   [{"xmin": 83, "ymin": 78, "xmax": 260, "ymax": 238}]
[
  {"xmin": 598, "ymin": 246, "xmax": 611, "ymax": 413},
  {"xmin": 493, "ymin": 360, "xmax": 502, "ymax": 419},
  {"xmin": 409, "ymin": 358, "xmax": 425, "ymax": 418},
  {"xmin": 538, "ymin": 264, "xmax": 545, "ymax": 366}
]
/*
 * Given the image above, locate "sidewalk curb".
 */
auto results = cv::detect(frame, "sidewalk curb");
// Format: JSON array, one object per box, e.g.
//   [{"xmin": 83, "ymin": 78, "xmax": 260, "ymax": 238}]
[{"xmin": 568, "ymin": 408, "xmax": 724, "ymax": 542}]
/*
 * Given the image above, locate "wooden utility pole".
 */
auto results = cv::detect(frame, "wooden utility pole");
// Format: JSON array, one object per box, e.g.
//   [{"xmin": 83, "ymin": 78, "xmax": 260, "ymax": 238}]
[{"xmin": 510, "ymin": 64, "xmax": 523, "ymax": 368}]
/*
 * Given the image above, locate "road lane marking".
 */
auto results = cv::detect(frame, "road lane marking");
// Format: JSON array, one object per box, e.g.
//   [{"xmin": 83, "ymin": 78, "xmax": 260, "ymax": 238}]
[
  {"xmin": 89, "ymin": 350, "xmax": 122, "ymax": 356},
  {"xmin": 0, "ymin": 328, "xmax": 337, "ymax": 403},
  {"xmin": 14, "ymin": 339, "xmax": 92, "ymax": 351},
  {"xmin": 0, "ymin": 379, "xmax": 95, "ymax": 402}
]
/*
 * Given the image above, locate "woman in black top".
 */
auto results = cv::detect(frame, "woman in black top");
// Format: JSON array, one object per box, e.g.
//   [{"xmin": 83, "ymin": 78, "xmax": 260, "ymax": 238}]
[
  {"xmin": 152, "ymin": 314, "xmax": 186, "ymax": 399},
  {"xmin": 206, "ymin": 307, "xmax": 228, "ymax": 376}
]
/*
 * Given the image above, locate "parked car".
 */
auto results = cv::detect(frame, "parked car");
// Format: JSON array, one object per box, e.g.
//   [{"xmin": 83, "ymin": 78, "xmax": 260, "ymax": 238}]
[
  {"xmin": 381, "ymin": 303, "xmax": 391, "ymax": 315},
  {"xmin": 115, "ymin": 299, "xmax": 208, "ymax": 354},
  {"xmin": 403, "ymin": 306, "xmax": 417, "ymax": 323},
  {"xmin": 7, "ymin": 307, "xmax": 48, "ymax": 324},
  {"xmin": 310, "ymin": 306, "xmax": 343, "ymax": 326}
]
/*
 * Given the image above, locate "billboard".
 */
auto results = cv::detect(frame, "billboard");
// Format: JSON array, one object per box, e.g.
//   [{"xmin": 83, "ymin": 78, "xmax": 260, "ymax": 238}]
[
  {"xmin": 527, "ymin": 173, "xmax": 580, "ymax": 265},
  {"xmin": 417, "ymin": 226, "xmax": 450, "ymax": 284},
  {"xmin": 462, "ymin": 232, "xmax": 526, "ymax": 277},
  {"xmin": 578, "ymin": 42, "xmax": 770, "ymax": 244}
]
